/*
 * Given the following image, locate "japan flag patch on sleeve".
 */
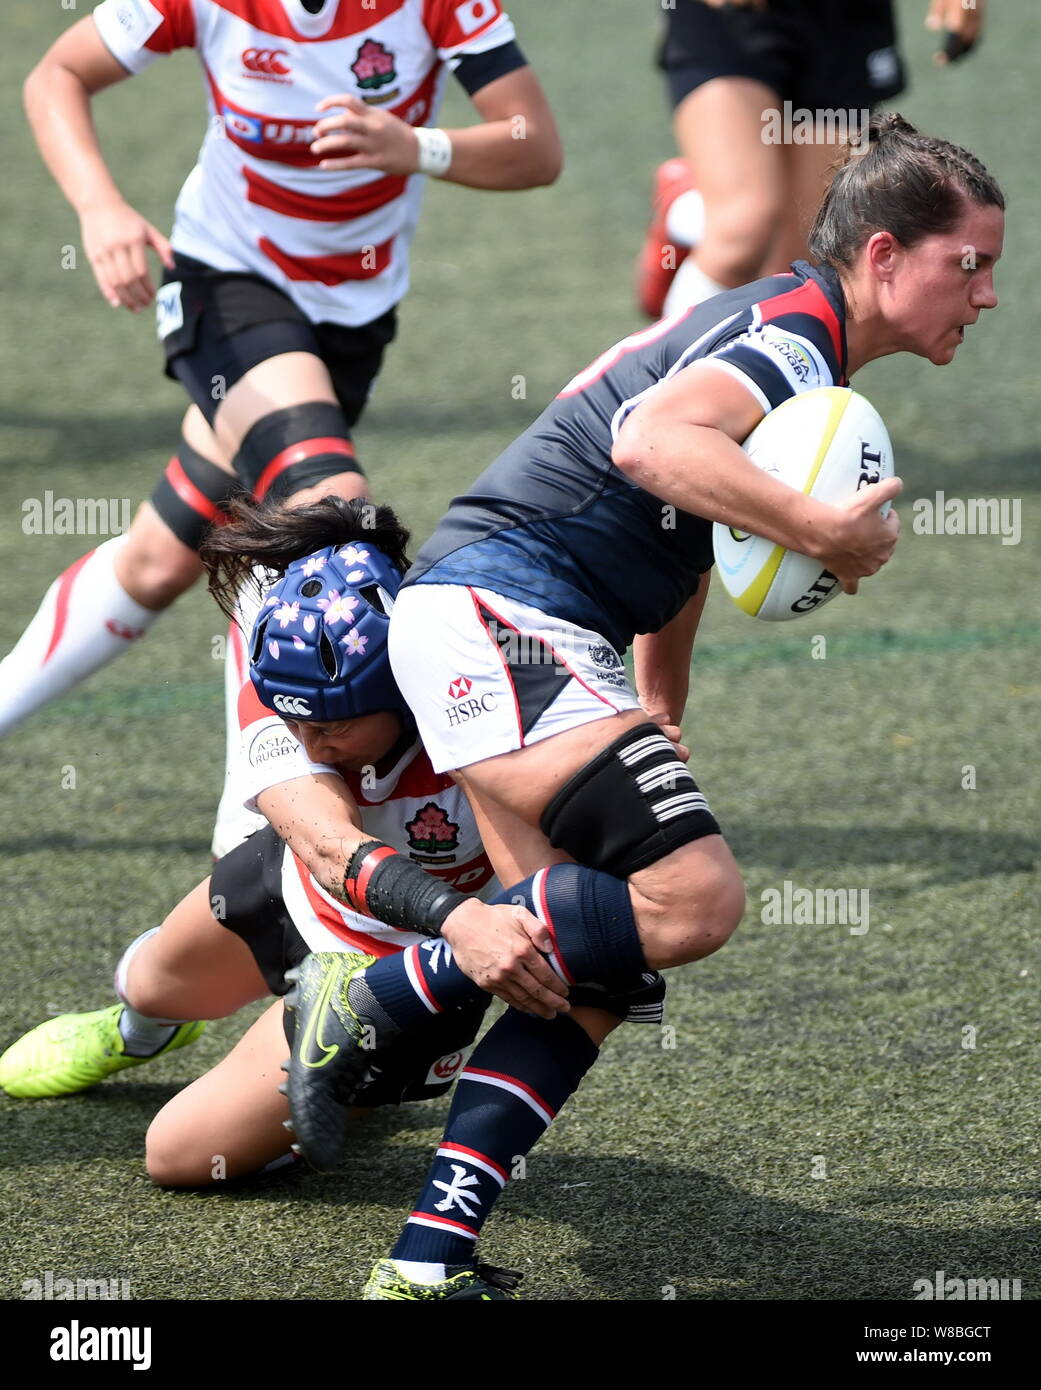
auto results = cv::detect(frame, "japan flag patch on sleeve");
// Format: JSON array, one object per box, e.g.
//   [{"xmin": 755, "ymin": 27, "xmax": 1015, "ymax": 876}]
[{"xmin": 453, "ymin": 1, "xmax": 498, "ymax": 37}]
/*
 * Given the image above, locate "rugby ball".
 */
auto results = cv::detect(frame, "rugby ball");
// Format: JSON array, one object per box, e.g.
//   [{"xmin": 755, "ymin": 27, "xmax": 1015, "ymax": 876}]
[{"xmin": 712, "ymin": 387, "xmax": 894, "ymax": 621}]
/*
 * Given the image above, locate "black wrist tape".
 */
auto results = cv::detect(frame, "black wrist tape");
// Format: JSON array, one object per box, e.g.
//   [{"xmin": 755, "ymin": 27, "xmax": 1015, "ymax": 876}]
[{"xmin": 343, "ymin": 839, "xmax": 466, "ymax": 938}]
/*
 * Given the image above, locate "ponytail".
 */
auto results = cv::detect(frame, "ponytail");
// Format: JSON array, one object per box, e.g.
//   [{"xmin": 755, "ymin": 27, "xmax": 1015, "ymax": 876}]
[{"xmin": 199, "ymin": 495, "xmax": 411, "ymax": 621}]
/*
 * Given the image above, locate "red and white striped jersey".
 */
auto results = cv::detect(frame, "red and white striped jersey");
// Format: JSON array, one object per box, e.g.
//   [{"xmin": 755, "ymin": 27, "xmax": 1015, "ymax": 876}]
[
  {"xmin": 236, "ymin": 678, "xmax": 498, "ymax": 956},
  {"xmin": 92, "ymin": 0, "xmax": 515, "ymax": 325}
]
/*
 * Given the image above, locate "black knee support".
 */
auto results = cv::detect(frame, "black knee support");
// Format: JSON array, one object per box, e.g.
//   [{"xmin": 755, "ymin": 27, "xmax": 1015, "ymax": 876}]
[
  {"xmin": 540, "ymin": 722, "xmax": 720, "ymax": 878},
  {"xmin": 150, "ymin": 441, "xmax": 242, "ymax": 551},
  {"xmin": 233, "ymin": 403, "xmax": 365, "ymax": 503},
  {"xmin": 570, "ymin": 971, "xmax": 667, "ymax": 1025}
]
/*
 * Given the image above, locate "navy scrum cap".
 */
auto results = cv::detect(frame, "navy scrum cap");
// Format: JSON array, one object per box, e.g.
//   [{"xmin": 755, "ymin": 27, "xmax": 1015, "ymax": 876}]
[{"xmin": 249, "ymin": 543, "xmax": 413, "ymax": 726}]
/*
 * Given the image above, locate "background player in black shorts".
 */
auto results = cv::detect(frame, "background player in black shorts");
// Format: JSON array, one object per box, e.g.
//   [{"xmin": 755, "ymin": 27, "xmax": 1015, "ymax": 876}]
[
  {"xmin": 0, "ymin": 0, "xmax": 560, "ymax": 779},
  {"xmin": 637, "ymin": 0, "xmax": 987, "ymax": 318}
]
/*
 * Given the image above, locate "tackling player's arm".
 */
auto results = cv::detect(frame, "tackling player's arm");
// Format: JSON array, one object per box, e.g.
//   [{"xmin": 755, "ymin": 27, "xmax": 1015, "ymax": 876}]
[
  {"xmin": 22, "ymin": 16, "xmax": 174, "ymax": 311},
  {"xmin": 611, "ymin": 361, "xmax": 901, "ymax": 594},
  {"xmin": 257, "ymin": 772, "xmax": 567, "ymax": 1019}
]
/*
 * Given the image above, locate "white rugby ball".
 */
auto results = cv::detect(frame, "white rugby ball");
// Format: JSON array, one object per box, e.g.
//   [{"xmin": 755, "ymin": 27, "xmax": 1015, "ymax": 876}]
[{"xmin": 712, "ymin": 386, "xmax": 894, "ymax": 622}]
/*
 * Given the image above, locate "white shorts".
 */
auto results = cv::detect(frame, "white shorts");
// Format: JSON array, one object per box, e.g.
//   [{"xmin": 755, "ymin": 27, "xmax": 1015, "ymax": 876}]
[{"xmin": 388, "ymin": 585, "xmax": 641, "ymax": 773}]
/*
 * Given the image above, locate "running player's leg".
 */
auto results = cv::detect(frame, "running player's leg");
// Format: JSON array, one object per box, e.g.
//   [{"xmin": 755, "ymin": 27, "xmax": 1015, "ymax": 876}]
[
  {"xmin": 366, "ymin": 999, "xmax": 631, "ymax": 1296},
  {"xmin": 764, "ymin": 137, "xmax": 841, "ymax": 277},
  {"xmin": 284, "ymin": 591, "xmax": 742, "ymax": 1168},
  {"xmin": 145, "ymin": 1000, "xmax": 293, "ymax": 1187},
  {"xmin": 454, "ymin": 717, "xmax": 746, "ymax": 969},
  {"xmin": 0, "ymin": 404, "xmax": 236, "ymax": 735},
  {"xmin": 664, "ymin": 76, "xmax": 785, "ymax": 314}
]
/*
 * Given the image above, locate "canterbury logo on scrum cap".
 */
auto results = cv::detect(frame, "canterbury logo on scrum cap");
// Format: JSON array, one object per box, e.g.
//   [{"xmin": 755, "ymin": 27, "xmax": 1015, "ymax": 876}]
[{"xmin": 273, "ymin": 694, "xmax": 312, "ymax": 716}]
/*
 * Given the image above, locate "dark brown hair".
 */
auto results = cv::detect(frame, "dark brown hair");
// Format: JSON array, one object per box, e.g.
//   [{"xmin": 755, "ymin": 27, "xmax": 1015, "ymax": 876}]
[
  {"xmin": 809, "ymin": 112, "xmax": 1005, "ymax": 269},
  {"xmin": 199, "ymin": 495, "xmax": 411, "ymax": 621}
]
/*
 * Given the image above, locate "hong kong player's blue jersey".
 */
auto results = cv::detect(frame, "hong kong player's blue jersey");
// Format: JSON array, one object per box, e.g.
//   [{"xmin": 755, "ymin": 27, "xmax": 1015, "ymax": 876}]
[{"xmin": 405, "ymin": 261, "xmax": 848, "ymax": 653}]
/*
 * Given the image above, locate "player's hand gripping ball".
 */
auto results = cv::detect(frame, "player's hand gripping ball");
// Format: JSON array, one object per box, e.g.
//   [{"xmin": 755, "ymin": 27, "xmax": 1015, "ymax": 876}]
[{"xmin": 712, "ymin": 387, "xmax": 895, "ymax": 621}]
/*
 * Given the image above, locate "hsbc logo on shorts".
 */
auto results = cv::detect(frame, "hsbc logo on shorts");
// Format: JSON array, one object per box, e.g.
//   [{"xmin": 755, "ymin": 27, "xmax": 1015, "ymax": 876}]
[
  {"xmin": 273, "ymin": 694, "xmax": 312, "ymax": 716},
  {"xmin": 242, "ymin": 48, "xmax": 292, "ymax": 81},
  {"xmin": 445, "ymin": 677, "xmax": 497, "ymax": 728}
]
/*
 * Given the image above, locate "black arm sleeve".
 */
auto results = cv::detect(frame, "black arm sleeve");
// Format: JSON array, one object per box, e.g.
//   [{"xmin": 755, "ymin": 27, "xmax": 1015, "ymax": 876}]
[{"xmin": 452, "ymin": 40, "xmax": 528, "ymax": 96}]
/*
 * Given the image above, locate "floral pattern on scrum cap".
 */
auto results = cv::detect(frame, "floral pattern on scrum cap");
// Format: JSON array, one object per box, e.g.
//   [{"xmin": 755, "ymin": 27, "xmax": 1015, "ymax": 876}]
[{"xmin": 318, "ymin": 591, "xmax": 359, "ymax": 627}]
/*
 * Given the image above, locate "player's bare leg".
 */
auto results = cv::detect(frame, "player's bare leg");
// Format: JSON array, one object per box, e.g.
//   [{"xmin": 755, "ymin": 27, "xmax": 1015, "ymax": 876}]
[
  {"xmin": 213, "ymin": 351, "xmax": 370, "ymax": 507},
  {"xmin": 0, "ymin": 876, "xmax": 270, "ymax": 1099},
  {"xmin": 452, "ymin": 709, "xmax": 746, "ymax": 968},
  {"xmin": 0, "ymin": 406, "xmax": 231, "ymax": 735},
  {"xmin": 664, "ymin": 77, "xmax": 784, "ymax": 314},
  {"xmin": 763, "ymin": 136, "xmax": 841, "ymax": 276},
  {"xmin": 145, "ymin": 1000, "xmax": 294, "ymax": 1187},
  {"xmin": 120, "ymin": 878, "xmax": 270, "ymax": 1023}
]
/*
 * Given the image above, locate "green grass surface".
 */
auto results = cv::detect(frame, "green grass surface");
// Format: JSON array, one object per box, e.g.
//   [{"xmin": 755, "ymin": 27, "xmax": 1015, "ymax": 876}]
[{"xmin": 1, "ymin": 0, "xmax": 1039, "ymax": 1302}]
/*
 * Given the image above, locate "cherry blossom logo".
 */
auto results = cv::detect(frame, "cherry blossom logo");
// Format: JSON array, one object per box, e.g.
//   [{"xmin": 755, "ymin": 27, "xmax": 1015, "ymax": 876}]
[
  {"xmin": 342, "ymin": 629, "xmax": 368, "ymax": 656},
  {"xmin": 406, "ymin": 801, "xmax": 460, "ymax": 854},
  {"xmin": 272, "ymin": 601, "xmax": 299, "ymax": 628},
  {"xmin": 301, "ymin": 555, "xmax": 326, "ymax": 578},
  {"xmin": 351, "ymin": 39, "xmax": 396, "ymax": 91},
  {"xmin": 318, "ymin": 589, "xmax": 359, "ymax": 627}
]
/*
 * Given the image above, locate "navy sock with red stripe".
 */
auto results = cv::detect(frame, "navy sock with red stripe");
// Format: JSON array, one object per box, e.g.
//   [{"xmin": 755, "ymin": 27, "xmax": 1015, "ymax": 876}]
[
  {"xmin": 361, "ymin": 863, "xmax": 647, "ymax": 1029},
  {"xmin": 390, "ymin": 1009, "xmax": 599, "ymax": 1265}
]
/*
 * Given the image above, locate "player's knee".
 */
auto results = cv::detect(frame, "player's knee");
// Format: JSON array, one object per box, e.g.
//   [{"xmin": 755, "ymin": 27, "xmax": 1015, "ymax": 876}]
[
  {"xmin": 636, "ymin": 852, "xmax": 746, "ymax": 968},
  {"xmin": 233, "ymin": 403, "xmax": 365, "ymax": 504},
  {"xmin": 145, "ymin": 1118, "xmax": 211, "ymax": 1188},
  {"xmin": 121, "ymin": 506, "xmax": 205, "ymax": 607},
  {"xmin": 708, "ymin": 191, "xmax": 781, "ymax": 280}
]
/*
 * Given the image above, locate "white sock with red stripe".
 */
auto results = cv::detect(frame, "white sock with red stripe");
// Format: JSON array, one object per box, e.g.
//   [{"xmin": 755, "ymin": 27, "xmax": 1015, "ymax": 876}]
[
  {"xmin": 0, "ymin": 537, "xmax": 158, "ymax": 735},
  {"xmin": 663, "ymin": 253, "xmax": 729, "ymax": 316},
  {"xmin": 664, "ymin": 188, "xmax": 705, "ymax": 248},
  {"xmin": 210, "ymin": 573, "xmax": 271, "ymax": 858},
  {"xmin": 389, "ymin": 1010, "xmax": 599, "ymax": 1272}
]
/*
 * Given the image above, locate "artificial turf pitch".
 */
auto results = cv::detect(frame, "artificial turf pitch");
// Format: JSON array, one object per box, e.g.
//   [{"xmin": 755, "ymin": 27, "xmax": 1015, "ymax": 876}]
[{"xmin": 0, "ymin": 1, "xmax": 1038, "ymax": 1303}]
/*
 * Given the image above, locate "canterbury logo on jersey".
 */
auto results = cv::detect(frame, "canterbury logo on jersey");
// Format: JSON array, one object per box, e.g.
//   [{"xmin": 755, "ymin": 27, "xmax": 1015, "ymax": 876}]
[
  {"xmin": 274, "ymin": 694, "xmax": 312, "ymax": 716},
  {"xmin": 242, "ymin": 48, "xmax": 292, "ymax": 77}
]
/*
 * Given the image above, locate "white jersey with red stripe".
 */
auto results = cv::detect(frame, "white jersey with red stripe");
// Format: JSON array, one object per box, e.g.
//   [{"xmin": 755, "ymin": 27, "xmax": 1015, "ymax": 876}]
[
  {"xmin": 92, "ymin": 0, "xmax": 515, "ymax": 325},
  {"xmin": 236, "ymin": 678, "xmax": 499, "ymax": 956}
]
